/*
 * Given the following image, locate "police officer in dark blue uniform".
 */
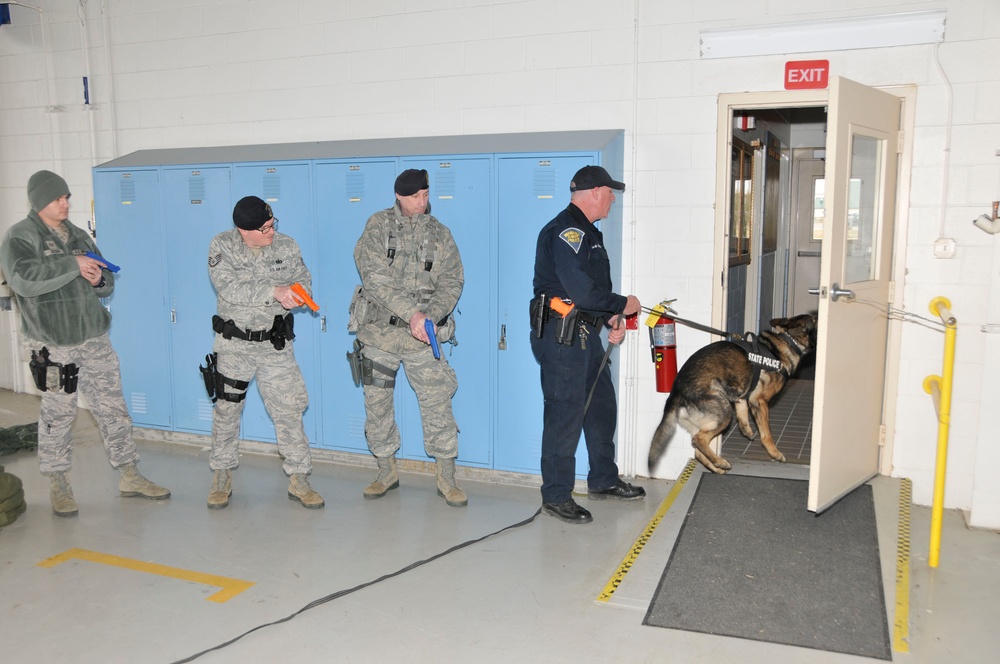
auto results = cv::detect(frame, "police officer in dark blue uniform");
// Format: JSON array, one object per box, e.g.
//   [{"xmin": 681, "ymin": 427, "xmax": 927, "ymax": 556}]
[{"xmin": 530, "ymin": 165, "xmax": 645, "ymax": 524}]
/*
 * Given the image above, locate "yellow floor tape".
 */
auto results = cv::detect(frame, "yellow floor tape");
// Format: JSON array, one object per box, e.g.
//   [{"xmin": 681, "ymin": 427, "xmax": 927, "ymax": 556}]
[
  {"xmin": 38, "ymin": 547, "xmax": 254, "ymax": 603},
  {"xmin": 595, "ymin": 459, "xmax": 697, "ymax": 602},
  {"xmin": 893, "ymin": 478, "xmax": 912, "ymax": 652}
]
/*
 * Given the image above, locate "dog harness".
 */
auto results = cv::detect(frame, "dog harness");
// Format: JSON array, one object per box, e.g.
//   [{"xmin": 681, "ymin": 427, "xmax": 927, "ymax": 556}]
[{"xmin": 731, "ymin": 331, "xmax": 803, "ymax": 398}]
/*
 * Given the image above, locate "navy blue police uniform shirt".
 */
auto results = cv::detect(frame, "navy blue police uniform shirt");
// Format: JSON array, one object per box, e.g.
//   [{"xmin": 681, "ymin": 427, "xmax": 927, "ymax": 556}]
[{"xmin": 532, "ymin": 203, "xmax": 628, "ymax": 319}]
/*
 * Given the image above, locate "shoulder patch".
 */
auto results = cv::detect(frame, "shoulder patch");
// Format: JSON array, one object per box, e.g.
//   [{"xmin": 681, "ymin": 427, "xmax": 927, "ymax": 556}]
[
  {"xmin": 208, "ymin": 253, "xmax": 222, "ymax": 267},
  {"xmin": 559, "ymin": 227, "xmax": 585, "ymax": 254}
]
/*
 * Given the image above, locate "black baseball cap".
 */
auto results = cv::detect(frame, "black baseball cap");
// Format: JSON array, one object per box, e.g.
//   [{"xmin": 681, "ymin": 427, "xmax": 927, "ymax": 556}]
[{"xmin": 569, "ymin": 165, "xmax": 625, "ymax": 192}]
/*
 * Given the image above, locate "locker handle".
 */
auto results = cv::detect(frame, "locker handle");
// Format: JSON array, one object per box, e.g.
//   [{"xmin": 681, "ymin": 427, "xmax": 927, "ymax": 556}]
[
  {"xmin": 498, "ymin": 324, "xmax": 507, "ymax": 351},
  {"xmin": 321, "ymin": 315, "xmax": 327, "ymax": 332},
  {"xmin": 170, "ymin": 308, "xmax": 176, "ymax": 323}
]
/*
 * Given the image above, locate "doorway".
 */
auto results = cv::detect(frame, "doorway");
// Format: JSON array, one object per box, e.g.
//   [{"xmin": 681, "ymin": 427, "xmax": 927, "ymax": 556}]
[
  {"xmin": 710, "ymin": 80, "xmax": 910, "ymax": 512},
  {"xmin": 719, "ymin": 105, "xmax": 827, "ymax": 466}
]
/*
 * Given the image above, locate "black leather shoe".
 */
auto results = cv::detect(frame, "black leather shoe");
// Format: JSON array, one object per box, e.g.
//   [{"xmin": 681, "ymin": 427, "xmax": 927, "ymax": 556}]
[
  {"xmin": 541, "ymin": 499, "xmax": 593, "ymax": 524},
  {"xmin": 588, "ymin": 479, "xmax": 646, "ymax": 501}
]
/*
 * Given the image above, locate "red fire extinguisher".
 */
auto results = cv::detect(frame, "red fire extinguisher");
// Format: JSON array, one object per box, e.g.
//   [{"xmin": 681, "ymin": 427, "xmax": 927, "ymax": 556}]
[{"xmin": 652, "ymin": 315, "xmax": 678, "ymax": 393}]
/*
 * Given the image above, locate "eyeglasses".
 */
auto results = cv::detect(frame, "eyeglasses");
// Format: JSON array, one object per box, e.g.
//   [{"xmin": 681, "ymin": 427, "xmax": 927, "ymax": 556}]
[{"xmin": 257, "ymin": 219, "xmax": 278, "ymax": 234}]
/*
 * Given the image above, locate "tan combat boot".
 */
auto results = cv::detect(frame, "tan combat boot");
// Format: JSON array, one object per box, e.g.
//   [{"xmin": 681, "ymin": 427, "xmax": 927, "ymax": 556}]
[
  {"xmin": 363, "ymin": 456, "xmax": 399, "ymax": 499},
  {"xmin": 118, "ymin": 462, "xmax": 171, "ymax": 500},
  {"xmin": 207, "ymin": 470, "xmax": 232, "ymax": 509},
  {"xmin": 288, "ymin": 473, "xmax": 324, "ymax": 509},
  {"xmin": 435, "ymin": 458, "xmax": 468, "ymax": 507},
  {"xmin": 48, "ymin": 471, "xmax": 79, "ymax": 517}
]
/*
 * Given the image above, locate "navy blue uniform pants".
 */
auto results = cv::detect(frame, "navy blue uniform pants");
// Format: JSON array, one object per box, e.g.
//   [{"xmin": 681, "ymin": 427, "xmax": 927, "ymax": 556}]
[{"xmin": 531, "ymin": 323, "xmax": 621, "ymax": 504}]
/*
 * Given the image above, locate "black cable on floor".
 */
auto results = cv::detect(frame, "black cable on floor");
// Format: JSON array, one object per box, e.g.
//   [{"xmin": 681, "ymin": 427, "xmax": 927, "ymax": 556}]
[{"xmin": 171, "ymin": 507, "xmax": 542, "ymax": 664}]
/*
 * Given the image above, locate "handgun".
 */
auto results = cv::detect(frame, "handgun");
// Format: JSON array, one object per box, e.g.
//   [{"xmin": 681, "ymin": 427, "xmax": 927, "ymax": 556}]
[
  {"xmin": 291, "ymin": 283, "xmax": 319, "ymax": 311},
  {"xmin": 425, "ymin": 318, "xmax": 440, "ymax": 359},
  {"xmin": 85, "ymin": 251, "xmax": 120, "ymax": 273}
]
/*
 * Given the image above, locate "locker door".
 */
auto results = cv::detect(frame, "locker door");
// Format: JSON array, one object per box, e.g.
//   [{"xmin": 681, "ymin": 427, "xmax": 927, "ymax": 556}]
[
  {"xmin": 231, "ymin": 163, "xmax": 318, "ymax": 444},
  {"xmin": 94, "ymin": 169, "xmax": 172, "ymax": 428},
  {"xmin": 313, "ymin": 159, "xmax": 396, "ymax": 453},
  {"xmin": 161, "ymin": 166, "xmax": 232, "ymax": 433},
  {"xmin": 495, "ymin": 154, "xmax": 597, "ymax": 474},
  {"xmin": 397, "ymin": 157, "xmax": 492, "ymax": 466}
]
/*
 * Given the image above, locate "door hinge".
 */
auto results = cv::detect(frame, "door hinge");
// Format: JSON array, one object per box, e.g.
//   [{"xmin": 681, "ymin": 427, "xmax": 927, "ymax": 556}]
[
  {"xmin": 888, "ymin": 280, "xmax": 895, "ymax": 304},
  {"xmin": 879, "ymin": 424, "xmax": 886, "ymax": 447},
  {"xmin": 897, "ymin": 130, "xmax": 904, "ymax": 154}
]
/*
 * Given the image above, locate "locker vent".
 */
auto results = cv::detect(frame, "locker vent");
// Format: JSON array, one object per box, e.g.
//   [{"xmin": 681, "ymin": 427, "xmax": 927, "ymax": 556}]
[
  {"xmin": 130, "ymin": 392, "xmax": 148, "ymax": 415},
  {"xmin": 262, "ymin": 174, "xmax": 281, "ymax": 202},
  {"xmin": 349, "ymin": 415, "xmax": 365, "ymax": 439},
  {"xmin": 533, "ymin": 168, "xmax": 556, "ymax": 199},
  {"xmin": 119, "ymin": 178, "xmax": 136, "ymax": 204},
  {"xmin": 188, "ymin": 175, "xmax": 205, "ymax": 205},
  {"xmin": 346, "ymin": 172, "xmax": 365, "ymax": 203},
  {"xmin": 436, "ymin": 170, "xmax": 456, "ymax": 200},
  {"xmin": 198, "ymin": 399, "xmax": 213, "ymax": 422}
]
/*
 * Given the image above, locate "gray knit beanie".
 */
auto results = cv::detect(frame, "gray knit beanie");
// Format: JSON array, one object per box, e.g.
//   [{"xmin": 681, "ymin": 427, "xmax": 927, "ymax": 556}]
[{"xmin": 27, "ymin": 170, "xmax": 71, "ymax": 212}]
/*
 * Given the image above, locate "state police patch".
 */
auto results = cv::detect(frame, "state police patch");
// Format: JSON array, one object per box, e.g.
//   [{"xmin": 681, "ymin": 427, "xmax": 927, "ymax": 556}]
[{"xmin": 559, "ymin": 228, "xmax": 585, "ymax": 254}]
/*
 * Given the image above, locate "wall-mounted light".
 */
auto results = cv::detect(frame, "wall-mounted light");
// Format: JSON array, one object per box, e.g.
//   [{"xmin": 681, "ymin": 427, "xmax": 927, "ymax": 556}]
[{"xmin": 700, "ymin": 10, "xmax": 946, "ymax": 60}]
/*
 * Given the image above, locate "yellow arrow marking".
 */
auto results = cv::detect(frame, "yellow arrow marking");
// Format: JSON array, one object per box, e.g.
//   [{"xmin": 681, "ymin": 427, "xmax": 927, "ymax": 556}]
[{"xmin": 38, "ymin": 548, "xmax": 254, "ymax": 603}]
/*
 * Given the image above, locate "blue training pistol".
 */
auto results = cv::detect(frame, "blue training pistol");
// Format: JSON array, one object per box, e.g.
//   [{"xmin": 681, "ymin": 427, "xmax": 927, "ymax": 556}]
[
  {"xmin": 85, "ymin": 251, "xmax": 120, "ymax": 273},
  {"xmin": 425, "ymin": 318, "xmax": 440, "ymax": 360}
]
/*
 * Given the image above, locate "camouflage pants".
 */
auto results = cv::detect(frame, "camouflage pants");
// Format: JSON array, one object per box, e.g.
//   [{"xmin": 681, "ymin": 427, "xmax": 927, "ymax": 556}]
[
  {"xmin": 26, "ymin": 334, "xmax": 137, "ymax": 474},
  {"xmin": 210, "ymin": 338, "xmax": 312, "ymax": 476},
  {"xmin": 361, "ymin": 343, "xmax": 459, "ymax": 460}
]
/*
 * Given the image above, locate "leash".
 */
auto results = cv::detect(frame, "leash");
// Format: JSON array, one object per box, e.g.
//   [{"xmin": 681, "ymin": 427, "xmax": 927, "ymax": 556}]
[
  {"xmin": 583, "ymin": 340, "xmax": 615, "ymax": 415},
  {"xmin": 640, "ymin": 304, "xmax": 742, "ymax": 341}
]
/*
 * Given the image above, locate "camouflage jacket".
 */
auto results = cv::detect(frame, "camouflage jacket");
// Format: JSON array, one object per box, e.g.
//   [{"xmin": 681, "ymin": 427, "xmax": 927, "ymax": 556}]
[
  {"xmin": 0, "ymin": 212, "xmax": 114, "ymax": 346},
  {"xmin": 208, "ymin": 228, "xmax": 311, "ymax": 331},
  {"xmin": 353, "ymin": 202, "xmax": 464, "ymax": 343}
]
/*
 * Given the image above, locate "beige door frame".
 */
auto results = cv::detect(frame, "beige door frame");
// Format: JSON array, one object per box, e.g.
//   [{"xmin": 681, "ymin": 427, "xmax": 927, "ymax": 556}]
[{"xmin": 712, "ymin": 86, "xmax": 915, "ymax": 479}]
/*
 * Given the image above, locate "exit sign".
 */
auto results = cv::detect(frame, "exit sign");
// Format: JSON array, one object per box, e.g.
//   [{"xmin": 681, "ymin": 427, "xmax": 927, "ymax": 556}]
[{"xmin": 785, "ymin": 60, "xmax": 829, "ymax": 89}]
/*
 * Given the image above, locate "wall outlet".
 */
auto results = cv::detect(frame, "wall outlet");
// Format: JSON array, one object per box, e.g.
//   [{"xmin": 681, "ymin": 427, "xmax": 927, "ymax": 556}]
[{"xmin": 933, "ymin": 237, "xmax": 956, "ymax": 258}]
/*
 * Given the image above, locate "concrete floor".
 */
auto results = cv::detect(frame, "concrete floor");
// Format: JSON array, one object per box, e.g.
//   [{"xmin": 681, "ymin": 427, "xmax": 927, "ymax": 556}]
[{"xmin": 1, "ymin": 388, "xmax": 997, "ymax": 664}]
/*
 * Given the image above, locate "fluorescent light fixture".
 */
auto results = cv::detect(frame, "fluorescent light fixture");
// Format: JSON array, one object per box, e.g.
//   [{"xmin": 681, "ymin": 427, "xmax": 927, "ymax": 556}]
[{"xmin": 700, "ymin": 10, "xmax": 946, "ymax": 59}]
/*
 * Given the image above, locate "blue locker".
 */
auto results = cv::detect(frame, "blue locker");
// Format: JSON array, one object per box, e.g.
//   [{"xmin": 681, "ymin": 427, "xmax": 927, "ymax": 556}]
[
  {"xmin": 396, "ymin": 156, "xmax": 493, "ymax": 466},
  {"xmin": 230, "ymin": 163, "xmax": 319, "ymax": 444},
  {"xmin": 161, "ymin": 166, "xmax": 233, "ymax": 433},
  {"xmin": 95, "ymin": 169, "xmax": 173, "ymax": 429},
  {"xmin": 495, "ymin": 154, "xmax": 598, "ymax": 474},
  {"xmin": 313, "ymin": 159, "xmax": 396, "ymax": 453}
]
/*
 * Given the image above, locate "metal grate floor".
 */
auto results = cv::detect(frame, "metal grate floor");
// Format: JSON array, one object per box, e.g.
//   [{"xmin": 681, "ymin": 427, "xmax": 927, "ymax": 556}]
[{"xmin": 720, "ymin": 378, "xmax": 813, "ymax": 465}]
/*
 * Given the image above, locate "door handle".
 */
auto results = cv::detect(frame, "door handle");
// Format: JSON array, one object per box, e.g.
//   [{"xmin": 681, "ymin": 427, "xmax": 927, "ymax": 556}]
[
  {"xmin": 808, "ymin": 284, "xmax": 855, "ymax": 301},
  {"xmin": 830, "ymin": 283, "xmax": 855, "ymax": 302}
]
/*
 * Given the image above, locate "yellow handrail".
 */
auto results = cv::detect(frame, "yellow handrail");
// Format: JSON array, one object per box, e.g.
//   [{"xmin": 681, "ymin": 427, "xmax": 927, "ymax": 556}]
[{"xmin": 921, "ymin": 296, "xmax": 957, "ymax": 568}]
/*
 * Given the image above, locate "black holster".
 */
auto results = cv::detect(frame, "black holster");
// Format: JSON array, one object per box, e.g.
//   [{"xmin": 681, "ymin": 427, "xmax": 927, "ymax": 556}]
[
  {"xmin": 269, "ymin": 313, "xmax": 295, "ymax": 350},
  {"xmin": 198, "ymin": 352, "xmax": 250, "ymax": 403},
  {"xmin": 29, "ymin": 347, "xmax": 78, "ymax": 394},
  {"xmin": 554, "ymin": 307, "xmax": 580, "ymax": 346},
  {"xmin": 530, "ymin": 294, "xmax": 549, "ymax": 338}
]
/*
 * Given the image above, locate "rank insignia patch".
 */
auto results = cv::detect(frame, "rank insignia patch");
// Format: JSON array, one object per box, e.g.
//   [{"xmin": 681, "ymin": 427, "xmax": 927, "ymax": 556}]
[
  {"xmin": 208, "ymin": 253, "xmax": 222, "ymax": 267},
  {"xmin": 559, "ymin": 228, "xmax": 585, "ymax": 254}
]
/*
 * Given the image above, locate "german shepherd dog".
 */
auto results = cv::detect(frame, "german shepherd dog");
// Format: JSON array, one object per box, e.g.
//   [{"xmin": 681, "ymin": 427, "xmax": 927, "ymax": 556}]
[{"xmin": 647, "ymin": 313, "xmax": 817, "ymax": 474}]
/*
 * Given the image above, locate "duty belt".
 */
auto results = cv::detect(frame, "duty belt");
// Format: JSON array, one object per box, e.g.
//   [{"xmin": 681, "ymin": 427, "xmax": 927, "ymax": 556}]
[
  {"xmin": 387, "ymin": 313, "xmax": 450, "ymax": 328},
  {"xmin": 213, "ymin": 315, "xmax": 274, "ymax": 342}
]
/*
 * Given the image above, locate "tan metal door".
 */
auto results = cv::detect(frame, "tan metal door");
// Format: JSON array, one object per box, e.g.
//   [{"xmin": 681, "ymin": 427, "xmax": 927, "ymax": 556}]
[{"xmin": 808, "ymin": 77, "xmax": 901, "ymax": 513}]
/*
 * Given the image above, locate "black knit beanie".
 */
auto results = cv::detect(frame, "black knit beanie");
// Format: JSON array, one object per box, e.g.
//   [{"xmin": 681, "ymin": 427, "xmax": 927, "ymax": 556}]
[{"xmin": 27, "ymin": 170, "xmax": 71, "ymax": 212}]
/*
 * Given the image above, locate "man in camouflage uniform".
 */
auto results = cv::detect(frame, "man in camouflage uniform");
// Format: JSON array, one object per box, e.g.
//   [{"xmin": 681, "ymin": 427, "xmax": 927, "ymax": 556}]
[
  {"xmin": 0, "ymin": 170, "xmax": 170, "ymax": 517},
  {"xmin": 352, "ymin": 169, "xmax": 467, "ymax": 506},
  {"xmin": 205, "ymin": 195, "xmax": 323, "ymax": 509}
]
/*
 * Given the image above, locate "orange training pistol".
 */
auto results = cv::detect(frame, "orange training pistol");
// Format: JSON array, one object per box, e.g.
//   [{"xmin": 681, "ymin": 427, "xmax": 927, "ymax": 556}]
[{"xmin": 291, "ymin": 283, "xmax": 319, "ymax": 312}]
